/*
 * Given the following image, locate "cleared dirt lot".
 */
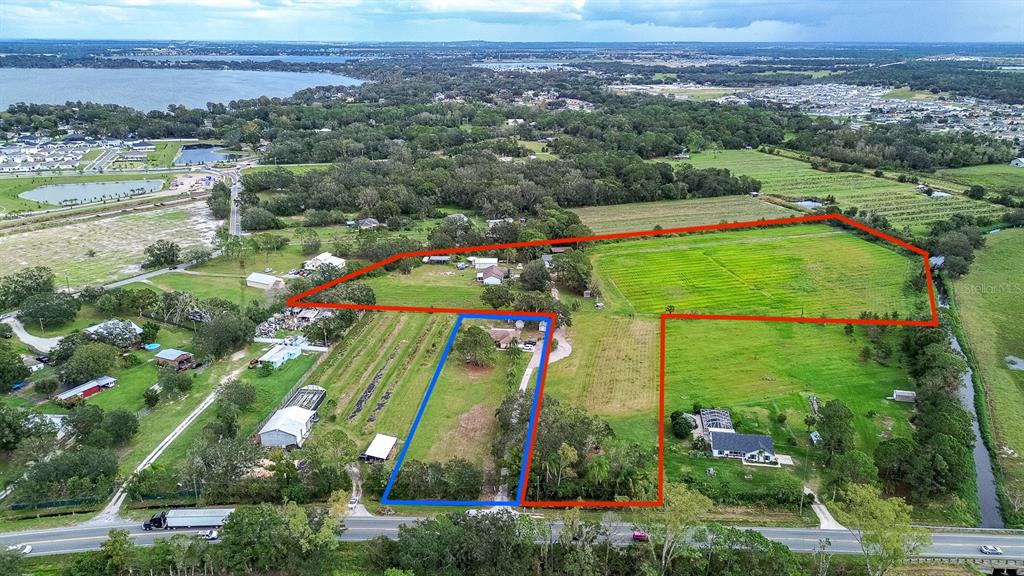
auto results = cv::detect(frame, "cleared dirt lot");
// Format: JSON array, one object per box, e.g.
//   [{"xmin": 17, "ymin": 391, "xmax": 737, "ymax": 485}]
[{"xmin": 0, "ymin": 201, "xmax": 217, "ymax": 287}]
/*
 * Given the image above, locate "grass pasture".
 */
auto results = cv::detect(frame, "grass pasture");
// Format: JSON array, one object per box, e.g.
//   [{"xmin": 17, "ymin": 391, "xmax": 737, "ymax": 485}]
[
  {"xmin": 591, "ymin": 223, "xmax": 928, "ymax": 319},
  {"xmin": 402, "ymin": 320, "xmax": 526, "ymax": 469},
  {"xmin": 517, "ymin": 140, "xmax": 558, "ymax": 160},
  {"xmin": 572, "ymin": 196, "xmax": 796, "ymax": 234},
  {"xmin": 544, "ymin": 310, "xmax": 660, "ymax": 446},
  {"xmin": 363, "ymin": 263, "xmax": 484, "ymax": 310},
  {"xmin": 678, "ymin": 150, "xmax": 1005, "ymax": 231},
  {"xmin": 953, "ymin": 228, "xmax": 1024, "ymax": 526},
  {"xmin": 664, "ymin": 320, "xmax": 914, "ymax": 454},
  {"xmin": 0, "ymin": 201, "xmax": 216, "ymax": 288},
  {"xmin": 931, "ymin": 163, "xmax": 1024, "ymax": 198},
  {"xmin": 662, "ymin": 319, "xmax": 977, "ymax": 525}
]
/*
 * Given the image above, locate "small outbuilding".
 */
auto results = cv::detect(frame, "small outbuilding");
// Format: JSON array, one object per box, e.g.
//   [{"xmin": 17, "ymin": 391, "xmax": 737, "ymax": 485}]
[
  {"xmin": 55, "ymin": 375, "xmax": 117, "ymax": 402},
  {"xmin": 468, "ymin": 257, "xmax": 499, "ymax": 270},
  {"xmin": 1010, "ymin": 158, "xmax": 1024, "ymax": 167},
  {"xmin": 357, "ymin": 217, "xmax": 380, "ymax": 230},
  {"xmin": 361, "ymin": 433, "xmax": 399, "ymax": 462},
  {"xmin": 259, "ymin": 406, "xmax": 317, "ymax": 449},
  {"xmin": 246, "ymin": 272, "xmax": 285, "ymax": 291},
  {"xmin": 889, "ymin": 389, "xmax": 917, "ymax": 403}
]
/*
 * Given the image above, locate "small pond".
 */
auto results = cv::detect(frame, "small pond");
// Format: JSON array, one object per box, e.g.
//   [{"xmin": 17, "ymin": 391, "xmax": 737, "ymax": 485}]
[
  {"xmin": 794, "ymin": 200, "xmax": 824, "ymax": 209},
  {"xmin": 175, "ymin": 145, "xmax": 243, "ymax": 166},
  {"xmin": 19, "ymin": 179, "xmax": 165, "ymax": 205}
]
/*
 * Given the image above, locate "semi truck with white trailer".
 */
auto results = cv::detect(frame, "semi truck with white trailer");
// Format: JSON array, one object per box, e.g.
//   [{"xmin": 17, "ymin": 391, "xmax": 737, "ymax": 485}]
[{"xmin": 143, "ymin": 508, "xmax": 235, "ymax": 530}]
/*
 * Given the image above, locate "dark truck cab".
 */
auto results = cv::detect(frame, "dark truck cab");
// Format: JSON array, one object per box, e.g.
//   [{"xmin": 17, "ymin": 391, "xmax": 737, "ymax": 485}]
[{"xmin": 143, "ymin": 508, "xmax": 235, "ymax": 530}]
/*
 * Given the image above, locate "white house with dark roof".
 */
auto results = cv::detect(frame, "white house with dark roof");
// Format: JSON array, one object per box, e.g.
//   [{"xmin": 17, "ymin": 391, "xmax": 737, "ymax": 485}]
[{"xmin": 710, "ymin": 431, "xmax": 776, "ymax": 463}]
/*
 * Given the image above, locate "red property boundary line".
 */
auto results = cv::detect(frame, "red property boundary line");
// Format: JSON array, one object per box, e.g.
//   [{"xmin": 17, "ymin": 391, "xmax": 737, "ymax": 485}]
[{"xmin": 288, "ymin": 213, "xmax": 939, "ymax": 508}]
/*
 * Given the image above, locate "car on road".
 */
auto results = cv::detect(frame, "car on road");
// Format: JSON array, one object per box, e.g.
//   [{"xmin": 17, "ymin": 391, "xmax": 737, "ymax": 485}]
[
  {"xmin": 348, "ymin": 498, "xmax": 358, "ymax": 509},
  {"xmin": 168, "ymin": 265, "xmax": 178, "ymax": 270},
  {"xmin": 6, "ymin": 544, "xmax": 32, "ymax": 554},
  {"xmin": 632, "ymin": 530, "xmax": 649, "ymax": 542},
  {"xmin": 198, "ymin": 530, "xmax": 219, "ymax": 541},
  {"xmin": 980, "ymin": 545, "xmax": 1003, "ymax": 555}
]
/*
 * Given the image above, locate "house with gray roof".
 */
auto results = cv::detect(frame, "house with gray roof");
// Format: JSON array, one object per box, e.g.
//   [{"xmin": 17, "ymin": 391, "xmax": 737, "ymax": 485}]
[{"xmin": 710, "ymin": 431, "xmax": 776, "ymax": 463}]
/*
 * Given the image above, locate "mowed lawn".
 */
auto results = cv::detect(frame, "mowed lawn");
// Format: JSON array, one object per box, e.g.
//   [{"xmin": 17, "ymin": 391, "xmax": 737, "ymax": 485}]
[
  {"xmin": 592, "ymin": 224, "xmax": 927, "ymax": 319},
  {"xmin": 544, "ymin": 309, "xmax": 660, "ymax": 446},
  {"xmin": 953, "ymin": 229, "xmax": 1024, "ymax": 526},
  {"xmin": 679, "ymin": 150, "xmax": 1005, "ymax": 231},
  {"xmin": 401, "ymin": 320, "xmax": 526, "ymax": 471},
  {"xmin": 572, "ymin": 195, "xmax": 796, "ymax": 234},
  {"xmin": 148, "ymin": 271, "xmax": 268, "ymax": 308},
  {"xmin": 363, "ymin": 264, "xmax": 484, "ymax": 309}
]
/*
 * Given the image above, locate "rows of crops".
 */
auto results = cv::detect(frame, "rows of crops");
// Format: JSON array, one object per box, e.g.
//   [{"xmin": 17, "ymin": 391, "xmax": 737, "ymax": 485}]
[
  {"xmin": 308, "ymin": 312, "xmax": 456, "ymax": 447},
  {"xmin": 572, "ymin": 195, "xmax": 796, "ymax": 233},
  {"xmin": 592, "ymin": 224, "xmax": 926, "ymax": 319},
  {"xmin": 682, "ymin": 150, "xmax": 1006, "ymax": 230}
]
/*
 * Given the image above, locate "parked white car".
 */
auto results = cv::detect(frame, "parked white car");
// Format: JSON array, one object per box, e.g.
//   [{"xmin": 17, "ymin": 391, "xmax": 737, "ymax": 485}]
[{"xmin": 6, "ymin": 544, "xmax": 32, "ymax": 554}]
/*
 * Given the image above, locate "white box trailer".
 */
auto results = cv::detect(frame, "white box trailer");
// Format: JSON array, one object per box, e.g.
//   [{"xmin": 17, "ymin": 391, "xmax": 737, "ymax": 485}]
[{"xmin": 143, "ymin": 508, "xmax": 235, "ymax": 530}]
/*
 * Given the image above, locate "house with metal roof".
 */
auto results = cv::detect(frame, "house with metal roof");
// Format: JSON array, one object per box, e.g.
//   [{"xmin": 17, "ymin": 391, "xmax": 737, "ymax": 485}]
[
  {"xmin": 257, "ymin": 344, "xmax": 302, "ymax": 369},
  {"xmin": 154, "ymin": 348, "xmax": 192, "ymax": 369}
]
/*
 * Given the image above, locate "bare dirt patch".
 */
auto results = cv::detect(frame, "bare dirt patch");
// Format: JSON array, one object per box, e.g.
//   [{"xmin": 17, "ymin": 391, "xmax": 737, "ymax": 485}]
[{"xmin": 429, "ymin": 403, "xmax": 496, "ymax": 468}]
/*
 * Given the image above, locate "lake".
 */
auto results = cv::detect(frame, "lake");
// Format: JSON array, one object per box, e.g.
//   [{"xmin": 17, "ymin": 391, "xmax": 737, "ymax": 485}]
[
  {"xmin": 107, "ymin": 54, "xmax": 359, "ymax": 63},
  {"xmin": 20, "ymin": 179, "xmax": 166, "ymax": 205},
  {"xmin": 175, "ymin": 145, "xmax": 242, "ymax": 166},
  {"xmin": 0, "ymin": 68, "xmax": 362, "ymax": 111}
]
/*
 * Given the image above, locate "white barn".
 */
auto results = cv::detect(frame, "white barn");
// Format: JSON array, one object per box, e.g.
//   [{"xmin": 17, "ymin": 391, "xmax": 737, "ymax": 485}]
[
  {"xmin": 246, "ymin": 272, "xmax": 285, "ymax": 291},
  {"xmin": 259, "ymin": 406, "xmax": 316, "ymax": 449}
]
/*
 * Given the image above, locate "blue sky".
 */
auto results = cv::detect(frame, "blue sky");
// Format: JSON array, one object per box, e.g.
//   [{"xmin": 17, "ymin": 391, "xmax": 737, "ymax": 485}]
[{"xmin": 1, "ymin": 0, "xmax": 1020, "ymax": 43}]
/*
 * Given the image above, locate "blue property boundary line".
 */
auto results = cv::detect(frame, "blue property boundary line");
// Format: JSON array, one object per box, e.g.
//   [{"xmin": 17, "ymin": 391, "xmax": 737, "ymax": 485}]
[{"xmin": 381, "ymin": 312, "xmax": 553, "ymax": 507}]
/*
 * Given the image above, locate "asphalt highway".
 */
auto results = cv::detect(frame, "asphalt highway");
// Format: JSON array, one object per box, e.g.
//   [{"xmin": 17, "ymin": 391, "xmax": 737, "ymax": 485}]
[{"xmin": 2, "ymin": 516, "xmax": 1023, "ymax": 562}]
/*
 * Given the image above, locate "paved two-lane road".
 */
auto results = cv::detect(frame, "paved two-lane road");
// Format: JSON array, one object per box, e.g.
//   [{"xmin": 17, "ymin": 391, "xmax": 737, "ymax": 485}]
[{"xmin": 2, "ymin": 516, "xmax": 1023, "ymax": 562}]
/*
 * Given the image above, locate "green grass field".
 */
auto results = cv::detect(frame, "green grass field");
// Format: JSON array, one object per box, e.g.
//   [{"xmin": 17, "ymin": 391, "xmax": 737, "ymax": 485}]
[
  {"xmin": 884, "ymin": 87, "xmax": 953, "ymax": 101},
  {"xmin": 591, "ymin": 223, "xmax": 928, "ymax": 319},
  {"xmin": 571, "ymin": 196, "xmax": 796, "ymax": 233},
  {"xmin": 148, "ymin": 271, "xmax": 268, "ymax": 308},
  {"xmin": 663, "ymin": 319, "xmax": 977, "ymax": 525},
  {"xmin": 403, "ymin": 322, "xmax": 525, "ymax": 470},
  {"xmin": 517, "ymin": 140, "xmax": 558, "ymax": 160},
  {"xmin": 0, "ymin": 173, "xmax": 172, "ymax": 213},
  {"xmin": 930, "ymin": 164, "xmax": 1024, "ymax": 197},
  {"xmin": 678, "ymin": 150, "xmax": 1005, "ymax": 231},
  {"xmin": 545, "ymin": 309, "xmax": 660, "ymax": 446},
  {"xmin": 363, "ymin": 264, "xmax": 483, "ymax": 309},
  {"xmin": 953, "ymin": 229, "xmax": 1024, "ymax": 526}
]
